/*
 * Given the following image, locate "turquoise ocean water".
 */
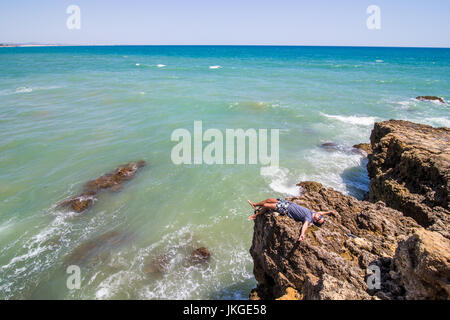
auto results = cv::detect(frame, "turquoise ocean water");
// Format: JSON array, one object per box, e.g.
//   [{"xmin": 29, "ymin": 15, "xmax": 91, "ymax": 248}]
[{"xmin": 0, "ymin": 46, "xmax": 449, "ymax": 299}]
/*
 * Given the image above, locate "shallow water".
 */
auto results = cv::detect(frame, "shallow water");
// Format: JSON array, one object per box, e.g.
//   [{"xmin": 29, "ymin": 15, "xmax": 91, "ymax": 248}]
[{"xmin": 0, "ymin": 46, "xmax": 449, "ymax": 299}]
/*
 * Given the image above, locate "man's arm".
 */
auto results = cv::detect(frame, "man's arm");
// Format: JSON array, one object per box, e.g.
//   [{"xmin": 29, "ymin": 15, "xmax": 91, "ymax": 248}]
[
  {"xmin": 316, "ymin": 210, "xmax": 335, "ymax": 216},
  {"xmin": 299, "ymin": 221, "xmax": 309, "ymax": 242}
]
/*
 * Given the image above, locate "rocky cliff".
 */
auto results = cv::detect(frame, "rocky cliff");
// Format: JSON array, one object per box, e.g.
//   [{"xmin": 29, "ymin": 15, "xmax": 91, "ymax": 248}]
[
  {"xmin": 249, "ymin": 120, "xmax": 450, "ymax": 300},
  {"xmin": 367, "ymin": 120, "xmax": 449, "ymax": 238}
]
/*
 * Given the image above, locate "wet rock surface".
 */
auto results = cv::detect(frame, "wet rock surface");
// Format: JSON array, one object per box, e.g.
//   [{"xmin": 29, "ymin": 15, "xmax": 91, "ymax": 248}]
[
  {"xmin": 320, "ymin": 142, "xmax": 366, "ymax": 155},
  {"xmin": 187, "ymin": 247, "xmax": 211, "ymax": 265},
  {"xmin": 353, "ymin": 143, "xmax": 372, "ymax": 156},
  {"xmin": 59, "ymin": 161, "xmax": 146, "ymax": 212},
  {"xmin": 367, "ymin": 120, "xmax": 449, "ymax": 238},
  {"xmin": 416, "ymin": 96, "xmax": 445, "ymax": 103}
]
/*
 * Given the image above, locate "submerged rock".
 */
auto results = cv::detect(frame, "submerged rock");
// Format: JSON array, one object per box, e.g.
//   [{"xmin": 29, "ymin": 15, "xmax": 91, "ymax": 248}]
[
  {"xmin": 188, "ymin": 247, "xmax": 211, "ymax": 265},
  {"xmin": 367, "ymin": 120, "xmax": 449, "ymax": 238},
  {"xmin": 59, "ymin": 192, "xmax": 96, "ymax": 213},
  {"xmin": 144, "ymin": 255, "xmax": 170, "ymax": 274},
  {"xmin": 320, "ymin": 142, "xmax": 370, "ymax": 156},
  {"xmin": 65, "ymin": 230, "xmax": 133, "ymax": 266},
  {"xmin": 59, "ymin": 161, "xmax": 146, "ymax": 213},
  {"xmin": 83, "ymin": 161, "xmax": 146, "ymax": 194},
  {"xmin": 249, "ymin": 182, "xmax": 420, "ymax": 300},
  {"xmin": 319, "ymin": 142, "xmax": 339, "ymax": 151},
  {"xmin": 416, "ymin": 96, "xmax": 445, "ymax": 103}
]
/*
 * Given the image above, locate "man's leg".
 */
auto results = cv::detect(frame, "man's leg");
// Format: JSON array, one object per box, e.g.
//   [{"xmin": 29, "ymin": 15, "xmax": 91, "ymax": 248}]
[
  {"xmin": 248, "ymin": 198, "xmax": 278, "ymax": 208},
  {"xmin": 248, "ymin": 202, "xmax": 277, "ymax": 220}
]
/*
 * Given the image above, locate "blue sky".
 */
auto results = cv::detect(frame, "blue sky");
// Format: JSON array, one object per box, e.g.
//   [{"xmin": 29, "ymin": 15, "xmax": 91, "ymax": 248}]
[{"xmin": 0, "ymin": 0, "xmax": 449, "ymax": 47}]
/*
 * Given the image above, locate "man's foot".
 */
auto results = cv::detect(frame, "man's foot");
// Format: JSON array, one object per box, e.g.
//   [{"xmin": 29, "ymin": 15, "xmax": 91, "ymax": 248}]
[
  {"xmin": 248, "ymin": 200, "xmax": 256, "ymax": 208},
  {"xmin": 248, "ymin": 208, "xmax": 261, "ymax": 220}
]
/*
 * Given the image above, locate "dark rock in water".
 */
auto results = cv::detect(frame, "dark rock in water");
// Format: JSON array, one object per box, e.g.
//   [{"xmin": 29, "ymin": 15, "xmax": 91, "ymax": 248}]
[
  {"xmin": 367, "ymin": 120, "xmax": 449, "ymax": 238},
  {"xmin": 416, "ymin": 96, "xmax": 445, "ymax": 103},
  {"xmin": 188, "ymin": 247, "xmax": 211, "ymax": 265},
  {"xmin": 352, "ymin": 143, "xmax": 372, "ymax": 156},
  {"xmin": 249, "ymin": 181, "xmax": 420, "ymax": 300},
  {"xmin": 319, "ymin": 142, "xmax": 339, "ymax": 151},
  {"xmin": 59, "ymin": 161, "xmax": 146, "ymax": 213},
  {"xmin": 320, "ymin": 142, "xmax": 370, "ymax": 156},
  {"xmin": 392, "ymin": 228, "xmax": 450, "ymax": 300},
  {"xmin": 65, "ymin": 231, "xmax": 133, "ymax": 266},
  {"xmin": 59, "ymin": 192, "xmax": 96, "ymax": 213},
  {"xmin": 83, "ymin": 161, "xmax": 147, "ymax": 194}
]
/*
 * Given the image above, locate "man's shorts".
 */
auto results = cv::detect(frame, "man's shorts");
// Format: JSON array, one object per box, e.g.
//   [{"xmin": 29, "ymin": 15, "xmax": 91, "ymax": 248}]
[{"xmin": 275, "ymin": 198, "xmax": 290, "ymax": 215}]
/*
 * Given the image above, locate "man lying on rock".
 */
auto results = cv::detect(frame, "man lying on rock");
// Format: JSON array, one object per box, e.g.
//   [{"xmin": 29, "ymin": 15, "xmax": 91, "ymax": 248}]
[{"xmin": 247, "ymin": 198, "xmax": 334, "ymax": 242}]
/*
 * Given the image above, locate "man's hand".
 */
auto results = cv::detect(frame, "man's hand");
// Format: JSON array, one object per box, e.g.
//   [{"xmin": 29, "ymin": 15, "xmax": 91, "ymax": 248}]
[{"xmin": 299, "ymin": 234, "xmax": 305, "ymax": 242}]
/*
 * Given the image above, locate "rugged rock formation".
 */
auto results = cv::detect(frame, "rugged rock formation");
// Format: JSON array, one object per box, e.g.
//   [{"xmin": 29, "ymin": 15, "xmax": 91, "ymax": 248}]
[
  {"xmin": 392, "ymin": 228, "xmax": 450, "ymax": 300},
  {"xmin": 59, "ymin": 160, "xmax": 146, "ymax": 212},
  {"xmin": 367, "ymin": 120, "xmax": 449, "ymax": 238},
  {"xmin": 416, "ymin": 96, "xmax": 445, "ymax": 104},
  {"xmin": 249, "ymin": 119, "xmax": 450, "ymax": 300},
  {"xmin": 249, "ymin": 182, "xmax": 420, "ymax": 300}
]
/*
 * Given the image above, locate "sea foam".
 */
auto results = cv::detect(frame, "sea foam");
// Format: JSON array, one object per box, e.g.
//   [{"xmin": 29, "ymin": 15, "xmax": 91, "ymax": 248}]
[
  {"xmin": 260, "ymin": 166, "xmax": 300, "ymax": 196},
  {"xmin": 321, "ymin": 113, "xmax": 377, "ymax": 126}
]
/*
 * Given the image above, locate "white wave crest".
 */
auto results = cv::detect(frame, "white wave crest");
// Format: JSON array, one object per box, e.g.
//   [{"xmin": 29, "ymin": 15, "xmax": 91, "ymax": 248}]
[
  {"xmin": 15, "ymin": 87, "xmax": 33, "ymax": 93},
  {"xmin": 260, "ymin": 166, "xmax": 299, "ymax": 196},
  {"xmin": 321, "ymin": 113, "xmax": 377, "ymax": 126}
]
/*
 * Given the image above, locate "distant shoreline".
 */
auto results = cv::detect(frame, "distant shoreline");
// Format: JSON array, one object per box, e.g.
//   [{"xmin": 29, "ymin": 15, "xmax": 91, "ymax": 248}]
[{"xmin": 0, "ymin": 44, "xmax": 61, "ymax": 47}]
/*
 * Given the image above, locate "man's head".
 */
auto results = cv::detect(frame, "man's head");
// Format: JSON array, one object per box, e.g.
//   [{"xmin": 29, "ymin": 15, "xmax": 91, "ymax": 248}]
[{"xmin": 312, "ymin": 212, "xmax": 325, "ymax": 227}]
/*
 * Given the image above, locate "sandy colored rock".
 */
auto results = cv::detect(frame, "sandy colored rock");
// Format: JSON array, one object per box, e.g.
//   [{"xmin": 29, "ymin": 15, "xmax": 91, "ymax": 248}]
[
  {"xmin": 392, "ymin": 228, "xmax": 450, "ymax": 300},
  {"xmin": 367, "ymin": 120, "xmax": 449, "ymax": 238},
  {"xmin": 275, "ymin": 287, "xmax": 301, "ymax": 300},
  {"xmin": 353, "ymin": 143, "xmax": 372, "ymax": 156},
  {"xmin": 296, "ymin": 181, "xmax": 323, "ymax": 193}
]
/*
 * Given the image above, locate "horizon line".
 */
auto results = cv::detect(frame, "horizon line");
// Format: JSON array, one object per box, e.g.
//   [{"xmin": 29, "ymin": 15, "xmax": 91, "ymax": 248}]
[{"xmin": 1, "ymin": 43, "xmax": 450, "ymax": 49}]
